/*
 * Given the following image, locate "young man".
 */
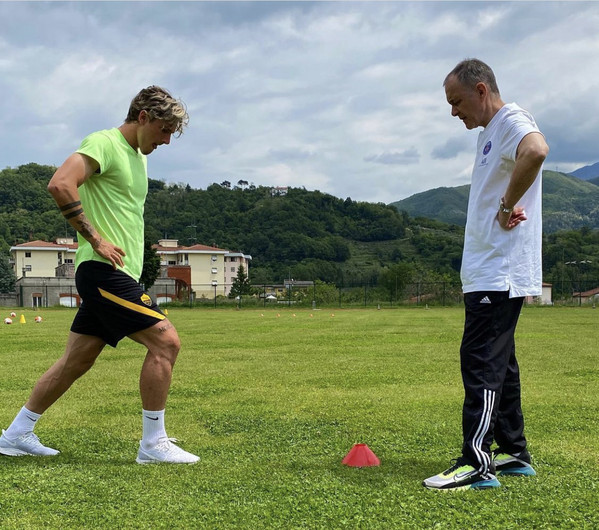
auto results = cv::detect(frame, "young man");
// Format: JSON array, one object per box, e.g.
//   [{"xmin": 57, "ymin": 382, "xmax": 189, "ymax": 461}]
[
  {"xmin": 0, "ymin": 86, "xmax": 199, "ymax": 464},
  {"xmin": 423, "ymin": 59, "xmax": 549, "ymax": 490}
]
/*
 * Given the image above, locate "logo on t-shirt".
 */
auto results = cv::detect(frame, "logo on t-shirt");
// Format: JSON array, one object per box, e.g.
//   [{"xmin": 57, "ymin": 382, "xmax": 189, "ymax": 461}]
[{"xmin": 479, "ymin": 140, "xmax": 492, "ymax": 167}]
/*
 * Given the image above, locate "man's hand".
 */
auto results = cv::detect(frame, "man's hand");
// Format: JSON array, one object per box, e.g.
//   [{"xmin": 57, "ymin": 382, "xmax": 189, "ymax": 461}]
[
  {"xmin": 497, "ymin": 207, "xmax": 527, "ymax": 230},
  {"xmin": 92, "ymin": 237, "xmax": 126, "ymax": 269}
]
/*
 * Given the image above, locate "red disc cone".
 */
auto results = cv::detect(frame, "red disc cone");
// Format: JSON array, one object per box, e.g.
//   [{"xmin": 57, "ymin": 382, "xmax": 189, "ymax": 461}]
[{"xmin": 342, "ymin": 443, "xmax": 380, "ymax": 467}]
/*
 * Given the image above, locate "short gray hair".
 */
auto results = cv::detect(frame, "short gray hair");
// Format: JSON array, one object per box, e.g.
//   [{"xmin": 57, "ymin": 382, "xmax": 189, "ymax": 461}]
[{"xmin": 444, "ymin": 58, "xmax": 500, "ymax": 95}]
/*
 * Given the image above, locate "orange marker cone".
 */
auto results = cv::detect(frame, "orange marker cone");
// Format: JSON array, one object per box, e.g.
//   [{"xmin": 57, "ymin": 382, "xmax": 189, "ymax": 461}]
[{"xmin": 342, "ymin": 443, "xmax": 380, "ymax": 467}]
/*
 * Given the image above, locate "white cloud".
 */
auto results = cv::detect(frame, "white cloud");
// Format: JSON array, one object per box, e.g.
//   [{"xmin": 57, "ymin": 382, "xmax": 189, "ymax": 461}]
[{"xmin": 0, "ymin": 1, "xmax": 598, "ymax": 203}]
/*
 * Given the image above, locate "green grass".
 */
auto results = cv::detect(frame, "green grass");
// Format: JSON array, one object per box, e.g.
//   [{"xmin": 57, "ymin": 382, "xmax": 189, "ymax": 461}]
[{"xmin": 0, "ymin": 307, "xmax": 598, "ymax": 529}]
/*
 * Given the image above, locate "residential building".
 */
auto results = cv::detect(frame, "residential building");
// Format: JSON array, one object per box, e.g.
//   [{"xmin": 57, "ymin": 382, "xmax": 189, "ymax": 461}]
[
  {"xmin": 11, "ymin": 238, "xmax": 77, "ymax": 279},
  {"xmin": 524, "ymin": 282, "xmax": 553, "ymax": 305},
  {"xmin": 8, "ymin": 237, "xmax": 251, "ymax": 307},
  {"xmin": 154, "ymin": 239, "xmax": 251, "ymax": 298},
  {"xmin": 270, "ymin": 186, "xmax": 288, "ymax": 197},
  {"xmin": 571, "ymin": 286, "xmax": 599, "ymax": 305}
]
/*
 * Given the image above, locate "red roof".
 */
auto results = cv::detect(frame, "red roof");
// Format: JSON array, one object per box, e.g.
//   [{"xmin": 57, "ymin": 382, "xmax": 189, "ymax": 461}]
[
  {"xmin": 153, "ymin": 243, "xmax": 228, "ymax": 252},
  {"xmin": 13, "ymin": 240, "xmax": 78, "ymax": 250}
]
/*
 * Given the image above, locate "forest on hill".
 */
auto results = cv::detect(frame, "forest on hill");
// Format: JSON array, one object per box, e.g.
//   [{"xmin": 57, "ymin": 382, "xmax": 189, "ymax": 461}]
[
  {"xmin": 1, "ymin": 163, "xmax": 598, "ymax": 295},
  {"xmin": 391, "ymin": 170, "xmax": 599, "ymax": 232}
]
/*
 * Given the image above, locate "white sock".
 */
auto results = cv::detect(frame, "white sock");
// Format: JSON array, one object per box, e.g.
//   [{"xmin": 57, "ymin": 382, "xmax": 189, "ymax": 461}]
[
  {"xmin": 4, "ymin": 406, "xmax": 41, "ymax": 439},
  {"xmin": 141, "ymin": 409, "xmax": 167, "ymax": 448}
]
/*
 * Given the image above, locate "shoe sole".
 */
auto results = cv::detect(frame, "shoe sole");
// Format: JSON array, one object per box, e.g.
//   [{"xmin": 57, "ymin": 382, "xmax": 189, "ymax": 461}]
[
  {"xmin": 136, "ymin": 457, "xmax": 200, "ymax": 465},
  {"xmin": 0, "ymin": 447, "xmax": 59, "ymax": 457},
  {"xmin": 0, "ymin": 447, "xmax": 29, "ymax": 456},
  {"xmin": 424, "ymin": 478, "xmax": 501, "ymax": 491},
  {"xmin": 497, "ymin": 466, "xmax": 536, "ymax": 477}
]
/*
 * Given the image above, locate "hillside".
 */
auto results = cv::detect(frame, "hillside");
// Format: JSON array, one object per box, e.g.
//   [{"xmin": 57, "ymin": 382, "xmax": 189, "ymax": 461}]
[
  {"xmin": 2, "ymin": 163, "xmax": 598, "ymax": 293},
  {"xmin": 390, "ymin": 170, "xmax": 599, "ymax": 232},
  {"xmin": 0, "ymin": 164, "xmax": 463, "ymax": 286},
  {"xmin": 570, "ymin": 161, "xmax": 599, "ymax": 181}
]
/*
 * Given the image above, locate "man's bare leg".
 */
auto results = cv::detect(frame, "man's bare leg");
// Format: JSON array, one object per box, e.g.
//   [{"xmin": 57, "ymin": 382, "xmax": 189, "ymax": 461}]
[
  {"xmin": 0, "ymin": 332, "xmax": 105, "ymax": 456},
  {"xmin": 129, "ymin": 319, "xmax": 198, "ymax": 464},
  {"xmin": 26, "ymin": 332, "xmax": 106, "ymax": 413}
]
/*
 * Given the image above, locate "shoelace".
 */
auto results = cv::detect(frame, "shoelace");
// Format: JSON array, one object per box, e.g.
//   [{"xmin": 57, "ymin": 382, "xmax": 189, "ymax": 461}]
[
  {"xmin": 154, "ymin": 438, "xmax": 184, "ymax": 452},
  {"xmin": 19, "ymin": 432, "xmax": 44, "ymax": 447}
]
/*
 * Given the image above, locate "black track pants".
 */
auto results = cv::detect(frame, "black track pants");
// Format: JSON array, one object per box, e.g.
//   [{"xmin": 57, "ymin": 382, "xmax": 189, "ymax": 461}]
[{"xmin": 459, "ymin": 291, "xmax": 527, "ymax": 474}]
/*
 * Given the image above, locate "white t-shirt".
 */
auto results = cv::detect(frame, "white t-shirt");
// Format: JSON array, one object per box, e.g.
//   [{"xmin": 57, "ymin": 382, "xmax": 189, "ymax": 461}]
[{"xmin": 461, "ymin": 103, "xmax": 543, "ymax": 298}]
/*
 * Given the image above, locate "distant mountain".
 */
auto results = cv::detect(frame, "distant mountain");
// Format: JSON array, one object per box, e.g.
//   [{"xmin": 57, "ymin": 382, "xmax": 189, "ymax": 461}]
[
  {"xmin": 589, "ymin": 176, "xmax": 599, "ymax": 187},
  {"xmin": 390, "ymin": 185, "xmax": 470, "ymax": 227},
  {"xmin": 570, "ymin": 161, "xmax": 599, "ymax": 181},
  {"xmin": 390, "ymin": 170, "xmax": 599, "ymax": 233}
]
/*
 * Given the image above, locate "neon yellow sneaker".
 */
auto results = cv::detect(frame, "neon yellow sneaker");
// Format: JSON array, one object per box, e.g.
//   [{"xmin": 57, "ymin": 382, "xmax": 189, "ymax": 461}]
[
  {"xmin": 423, "ymin": 458, "xmax": 500, "ymax": 491},
  {"xmin": 493, "ymin": 449, "xmax": 536, "ymax": 476}
]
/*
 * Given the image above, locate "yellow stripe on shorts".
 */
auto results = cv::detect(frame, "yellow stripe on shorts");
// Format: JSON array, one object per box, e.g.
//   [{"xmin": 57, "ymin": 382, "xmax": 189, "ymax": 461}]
[{"xmin": 98, "ymin": 288, "xmax": 166, "ymax": 320}]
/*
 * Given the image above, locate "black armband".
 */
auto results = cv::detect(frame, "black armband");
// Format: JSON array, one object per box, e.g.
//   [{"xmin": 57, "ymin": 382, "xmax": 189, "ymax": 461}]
[
  {"xmin": 64, "ymin": 208, "xmax": 84, "ymax": 219},
  {"xmin": 59, "ymin": 200, "xmax": 82, "ymax": 212}
]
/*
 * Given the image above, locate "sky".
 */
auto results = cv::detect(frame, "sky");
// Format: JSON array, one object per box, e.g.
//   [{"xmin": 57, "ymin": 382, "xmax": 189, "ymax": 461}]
[{"xmin": 1, "ymin": 1, "xmax": 598, "ymax": 204}]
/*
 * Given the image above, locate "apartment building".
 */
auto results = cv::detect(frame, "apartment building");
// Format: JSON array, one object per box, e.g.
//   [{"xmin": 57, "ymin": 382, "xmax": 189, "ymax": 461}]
[
  {"xmin": 9, "ymin": 237, "xmax": 251, "ymax": 307},
  {"xmin": 154, "ymin": 239, "xmax": 251, "ymax": 298}
]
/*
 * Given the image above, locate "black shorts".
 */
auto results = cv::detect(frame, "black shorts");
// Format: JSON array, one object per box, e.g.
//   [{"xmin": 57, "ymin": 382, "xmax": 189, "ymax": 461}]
[{"xmin": 71, "ymin": 261, "xmax": 166, "ymax": 347}]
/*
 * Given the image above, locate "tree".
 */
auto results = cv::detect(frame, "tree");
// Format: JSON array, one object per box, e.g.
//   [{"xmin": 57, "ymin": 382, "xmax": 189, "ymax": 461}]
[
  {"xmin": 229, "ymin": 264, "xmax": 252, "ymax": 298},
  {"xmin": 378, "ymin": 262, "xmax": 414, "ymax": 301},
  {"xmin": 140, "ymin": 238, "xmax": 161, "ymax": 290},
  {"xmin": 0, "ymin": 254, "xmax": 16, "ymax": 292}
]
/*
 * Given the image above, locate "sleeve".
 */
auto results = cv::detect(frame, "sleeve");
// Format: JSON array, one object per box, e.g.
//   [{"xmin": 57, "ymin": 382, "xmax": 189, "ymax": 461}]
[
  {"xmin": 76, "ymin": 130, "xmax": 113, "ymax": 174},
  {"xmin": 501, "ymin": 108, "xmax": 540, "ymax": 161}
]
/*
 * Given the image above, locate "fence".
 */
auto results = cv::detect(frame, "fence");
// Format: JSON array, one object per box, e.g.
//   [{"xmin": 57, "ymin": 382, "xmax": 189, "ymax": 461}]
[
  {"xmin": 158, "ymin": 280, "xmax": 599, "ymax": 309},
  {"xmin": 5, "ymin": 280, "xmax": 597, "ymax": 309}
]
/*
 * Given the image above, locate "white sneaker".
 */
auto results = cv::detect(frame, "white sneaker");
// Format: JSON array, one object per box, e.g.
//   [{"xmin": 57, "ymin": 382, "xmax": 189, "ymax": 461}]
[
  {"xmin": 136, "ymin": 438, "xmax": 200, "ymax": 464},
  {"xmin": 0, "ymin": 429, "xmax": 60, "ymax": 456}
]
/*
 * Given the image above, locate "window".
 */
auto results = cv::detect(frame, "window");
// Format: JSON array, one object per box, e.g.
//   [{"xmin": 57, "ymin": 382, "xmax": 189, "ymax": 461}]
[
  {"xmin": 65, "ymin": 259, "xmax": 74, "ymax": 264},
  {"xmin": 24, "ymin": 265, "xmax": 32, "ymax": 272},
  {"xmin": 60, "ymin": 296, "xmax": 78, "ymax": 308},
  {"xmin": 230, "ymin": 257, "xmax": 237, "ymax": 262},
  {"xmin": 168, "ymin": 260, "xmax": 176, "ymax": 265},
  {"xmin": 32, "ymin": 295, "xmax": 42, "ymax": 308},
  {"xmin": 231, "ymin": 267, "xmax": 236, "ymax": 272},
  {"xmin": 211, "ymin": 255, "xmax": 217, "ymax": 262},
  {"xmin": 25, "ymin": 252, "xmax": 31, "ymax": 258},
  {"xmin": 211, "ymin": 268, "xmax": 218, "ymax": 274}
]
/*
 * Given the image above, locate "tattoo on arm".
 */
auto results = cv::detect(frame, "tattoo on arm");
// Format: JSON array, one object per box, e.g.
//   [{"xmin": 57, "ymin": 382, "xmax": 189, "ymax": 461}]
[
  {"xmin": 59, "ymin": 200, "xmax": 82, "ymax": 212},
  {"xmin": 71, "ymin": 214, "xmax": 101, "ymax": 246},
  {"xmin": 64, "ymin": 208, "xmax": 84, "ymax": 220}
]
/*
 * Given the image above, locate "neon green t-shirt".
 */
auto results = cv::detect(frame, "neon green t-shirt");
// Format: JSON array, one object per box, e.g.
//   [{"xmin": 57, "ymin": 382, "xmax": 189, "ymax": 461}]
[{"xmin": 75, "ymin": 128, "xmax": 148, "ymax": 281}]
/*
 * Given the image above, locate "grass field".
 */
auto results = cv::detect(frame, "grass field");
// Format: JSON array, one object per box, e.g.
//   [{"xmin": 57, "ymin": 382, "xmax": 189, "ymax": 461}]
[{"xmin": 0, "ymin": 306, "xmax": 597, "ymax": 529}]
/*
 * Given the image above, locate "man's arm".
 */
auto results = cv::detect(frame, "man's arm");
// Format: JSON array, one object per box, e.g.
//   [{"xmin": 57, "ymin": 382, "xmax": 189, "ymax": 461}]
[
  {"xmin": 497, "ymin": 132, "xmax": 549, "ymax": 230},
  {"xmin": 48, "ymin": 153, "xmax": 126, "ymax": 269}
]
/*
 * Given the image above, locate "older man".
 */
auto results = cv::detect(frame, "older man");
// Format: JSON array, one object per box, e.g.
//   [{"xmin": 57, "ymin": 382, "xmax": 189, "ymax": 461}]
[{"xmin": 423, "ymin": 59, "xmax": 549, "ymax": 490}]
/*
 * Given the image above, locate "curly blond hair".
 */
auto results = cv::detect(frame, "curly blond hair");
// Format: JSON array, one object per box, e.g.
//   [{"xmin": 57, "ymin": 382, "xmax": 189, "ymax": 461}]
[{"xmin": 125, "ymin": 85, "xmax": 189, "ymax": 137}]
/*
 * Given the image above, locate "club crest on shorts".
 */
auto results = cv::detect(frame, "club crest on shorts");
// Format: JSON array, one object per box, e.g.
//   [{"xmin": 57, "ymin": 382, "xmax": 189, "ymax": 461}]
[{"xmin": 141, "ymin": 293, "xmax": 152, "ymax": 306}]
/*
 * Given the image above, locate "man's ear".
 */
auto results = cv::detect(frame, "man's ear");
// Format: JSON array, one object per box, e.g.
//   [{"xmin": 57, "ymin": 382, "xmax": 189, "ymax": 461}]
[
  {"xmin": 138, "ymin": 109, "xmax": 149, "ymax": 124},
  {"xmin": 476, "ymin": 82, "xmax": 488, "ymax": 100}
]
